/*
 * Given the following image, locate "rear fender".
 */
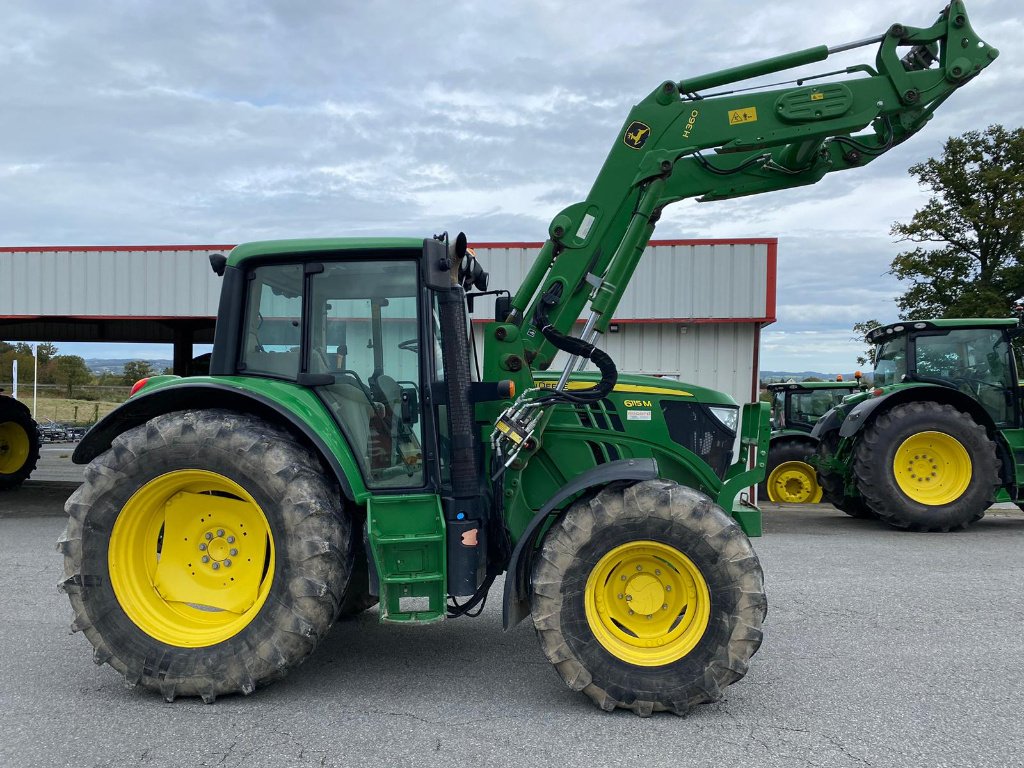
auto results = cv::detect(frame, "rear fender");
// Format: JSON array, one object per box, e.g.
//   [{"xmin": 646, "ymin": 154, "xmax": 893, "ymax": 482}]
[
  {"xmin": 837, "ymin": 386, "xmax": 997, "ymax": 440},
  {"xmin": 73, "ymin": 382, "xmax": 365, "ymax": 502}
]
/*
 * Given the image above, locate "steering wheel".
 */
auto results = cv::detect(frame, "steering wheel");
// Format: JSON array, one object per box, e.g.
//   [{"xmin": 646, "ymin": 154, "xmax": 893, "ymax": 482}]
[{"xmin": 398, "ymin": 338, "xmax": 419, "ymax": 353}]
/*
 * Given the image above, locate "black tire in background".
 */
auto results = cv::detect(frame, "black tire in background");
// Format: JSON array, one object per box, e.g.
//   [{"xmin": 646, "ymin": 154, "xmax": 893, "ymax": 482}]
[
  {"xmin": 814, "ymin": 435, "xmax": 876, "ymax": 519},
  {"xmin": 853, "ymin": 401, "xmax": 999, "ymax": 531},
  {"xmin": 59, "ymin": 409, "xmax": 351, "ymax": 701},
  {"xmin": 530, "ymin": 479, "xmax": 766, "ymax": 716},
  {"xmin": 0, "ymin": 399, "xmax": 40, "ymax": 491}
]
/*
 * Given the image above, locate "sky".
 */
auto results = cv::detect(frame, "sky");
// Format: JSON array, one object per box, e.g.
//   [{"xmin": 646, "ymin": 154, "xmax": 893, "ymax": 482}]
[{"xmin": 1, "ymin": 0, "xmax": 1021, "ymax": 373}]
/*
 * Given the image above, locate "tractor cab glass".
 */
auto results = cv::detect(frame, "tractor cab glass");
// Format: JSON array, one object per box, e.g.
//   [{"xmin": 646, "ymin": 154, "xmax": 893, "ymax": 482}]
[
  {"xmin": 239, "ymin": 260, "xmax": 428, "ymax": 489},
  {"xmin": 308, "ymin": 261, "xmax": 425, "ymax": 488},
  {"xmin": 913, "ymin": 327, "xmax": 1015, "ymax": 425},
  {"xmin": 788, "ymin": 389, "xmax": 846, "ymax": 429},
  {"xmin": 873, "ymin": 336, "xmax": 907, "ymax": 387}
]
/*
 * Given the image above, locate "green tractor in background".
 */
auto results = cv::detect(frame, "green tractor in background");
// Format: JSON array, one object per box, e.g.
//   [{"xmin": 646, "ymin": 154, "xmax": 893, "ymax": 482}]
[
  {"xmin": 761, "ymin": 378, "xmax": 863, "ymax": 503},
  {"xmin": 813, "ymin": 317, "xmax": 1022, "ymax": 530},
  {"xmin": 0, "ymin": 390, "xmax": 40, "ymax": 491}
]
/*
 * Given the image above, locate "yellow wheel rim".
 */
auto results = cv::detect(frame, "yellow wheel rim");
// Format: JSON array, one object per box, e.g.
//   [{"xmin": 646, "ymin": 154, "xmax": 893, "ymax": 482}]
[
  {"xmin": 766, "ymin": 460, "xmax": 823, "ymax": 503},
  {"xmin": 893, "ymin": 431, "xmax": 972, "ymax": 506},
  {"xmin": 0, "ymin": 421, "xmax": 31, "ymax": 474},
  {"xmin": 584, "ymin": 540, "xmax": 711, "ymax": 667},
  {"xmin": 108, "ymin": 470, "xmax": 275, "ymax": 647}
]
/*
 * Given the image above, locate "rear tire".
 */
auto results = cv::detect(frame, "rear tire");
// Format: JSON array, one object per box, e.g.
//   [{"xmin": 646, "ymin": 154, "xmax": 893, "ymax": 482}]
[
  {"xmin": 530, "ymin": 479, "xmax": 766, "ymax": 716},
  {"xmin": 853, "ymin": 402, "xmax": 998, "ymax": 531},
  {"xmin": 0, "ymin": 400, "xmax": 40, "ymax": 491},
  {"xmin": 59, "ymin": 409, "xmax": 351, "ymax": 701},
  {"xmin": 759, "ymin": 440, "xmax": 823, "ymax": 503}
]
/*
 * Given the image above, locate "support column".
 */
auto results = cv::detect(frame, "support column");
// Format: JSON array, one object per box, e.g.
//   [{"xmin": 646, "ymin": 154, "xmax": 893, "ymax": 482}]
[{"xmin": 173, "ymin": 325, "xmax": 194, "ymax": 376}]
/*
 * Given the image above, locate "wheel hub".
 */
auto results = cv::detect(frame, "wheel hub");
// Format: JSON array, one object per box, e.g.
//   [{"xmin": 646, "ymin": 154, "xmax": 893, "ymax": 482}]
[
  {"xmin": 893, "ymin": 431, "xmax": 972, "ymax": 506},
  {"xmin": 624, "ymin": 572, "xmax": 665, "ymax": 616}
]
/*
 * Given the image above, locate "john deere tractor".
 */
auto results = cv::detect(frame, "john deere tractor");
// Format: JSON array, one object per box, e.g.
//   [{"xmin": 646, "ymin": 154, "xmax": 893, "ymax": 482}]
[
  {"xmin": 0, "ymin": 389, "xmax": 40, "ymax": 491},
  {"xmin": 761, "ymin": 379, "xmax": 862, "ymax": 503},
  {"xmin": 813, "ymin": 317, "xmax": 1022, "ymax": 530},
  {"xmin": 59, "ymin": 4, "xmax": 994, "ymax": 714}
]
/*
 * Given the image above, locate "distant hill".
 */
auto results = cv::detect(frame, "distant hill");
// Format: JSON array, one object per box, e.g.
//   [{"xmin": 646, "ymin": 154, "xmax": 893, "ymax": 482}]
[
  {"xmin": 761, "ymin": 370, "xmax": 868, "ymax": 383},
  {"xmin": 86, "ymin": 358, "xmax": 173, "ymax": 375}
]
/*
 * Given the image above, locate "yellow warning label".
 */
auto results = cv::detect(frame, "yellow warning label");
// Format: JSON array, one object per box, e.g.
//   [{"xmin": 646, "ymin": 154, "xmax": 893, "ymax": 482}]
[
  {"xmin": 728, "ymin": 107, "xmax": 758, "ymax": 125},
  {"xmin": 811, "ymin": 92, "xmax": 825, "ymax": 101}
]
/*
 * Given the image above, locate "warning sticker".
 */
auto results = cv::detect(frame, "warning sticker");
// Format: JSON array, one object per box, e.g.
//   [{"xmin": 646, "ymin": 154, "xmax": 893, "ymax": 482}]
[{"xmin": 728, "ymin": 107, "xmax": 758, "ymax": 125}]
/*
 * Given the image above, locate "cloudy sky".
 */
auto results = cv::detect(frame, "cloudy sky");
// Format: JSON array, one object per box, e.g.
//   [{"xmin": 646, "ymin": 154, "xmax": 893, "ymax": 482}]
[{"xmin": 2, "ymin": 0, "xmax": 1021, "ymax": 371}]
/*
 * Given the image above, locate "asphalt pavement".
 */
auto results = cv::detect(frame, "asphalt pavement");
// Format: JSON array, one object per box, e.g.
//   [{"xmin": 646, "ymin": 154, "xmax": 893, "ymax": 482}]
[{"xmin": 1, "ymin": 468, "xmax": 1022, "ymax": 768}]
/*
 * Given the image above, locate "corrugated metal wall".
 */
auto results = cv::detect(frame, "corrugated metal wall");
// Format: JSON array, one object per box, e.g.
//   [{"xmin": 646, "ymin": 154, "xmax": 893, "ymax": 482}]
[
  {"xmin": 472, "ymin": 240, "xmax": 770, "ymax": 321},
  {"xmin": 472, "ymin": 321, "xmax": 757, "ymax": 406}
]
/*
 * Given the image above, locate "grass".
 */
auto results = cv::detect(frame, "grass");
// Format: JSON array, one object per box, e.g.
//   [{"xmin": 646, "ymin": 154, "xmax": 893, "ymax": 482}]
[{"xmin": 11, "ymin": 394, "xmax": 125, "ymax": 425}]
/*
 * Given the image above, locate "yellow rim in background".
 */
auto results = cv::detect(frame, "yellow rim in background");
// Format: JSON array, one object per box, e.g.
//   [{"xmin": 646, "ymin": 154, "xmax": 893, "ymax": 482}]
[
  {"xmin": 584, "ymin": 540, "xmax": 711, "ymax": 667},
  {"xmin": 108, "ymin": 470, "xmax": 275, "ymax": 647},
  {"xmin": 766, "ymin": 460, "xmax": 823, "ymax": 503},
  {"xmin": 0, "ymin": 421, "xmax": 30, "ymax": 475},
  {"xmin": 892, "ymin": 431, "xmax": 972, "ymax": 506}
]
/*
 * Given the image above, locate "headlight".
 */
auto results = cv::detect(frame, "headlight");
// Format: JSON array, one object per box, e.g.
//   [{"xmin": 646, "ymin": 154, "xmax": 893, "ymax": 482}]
[{"xmin": 708, "ymin": 405, "xmax": 739, "ymax": 433}]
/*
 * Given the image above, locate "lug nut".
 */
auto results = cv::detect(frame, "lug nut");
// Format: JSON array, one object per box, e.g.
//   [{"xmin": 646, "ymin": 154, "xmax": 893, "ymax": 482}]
[
  {"xmin": 654, "ymin": 569, "xmax": 661, "ymax": 576},
  {"xmin": 205, "ymin": 532, "xmax": 213, "ymax": 541},
  {"xmin": 617, "ymin": 593, "xmax": 624, "ymax": 599},
  {"xmin": 647, "ymin": 615, "xmax": 653, "ymax": 620},
  {"xmin": 628, "ymin": 610, "xmax": 634, "ymax": 616},
  {"xmin": 212, "ymin": 562, "xmax": 220, "ymax": 570},
  {"xmin": 227, "ymin": 536, "xmax": 235, "ymax": 544},
  {"xmin": 201, "ymin": 556, "xmax": 210, "ymax": 563},
  {"xmin": 625, "ymin": 595, "xmax": 633, "ymax": 602},
  {"xmin": 621, "ymin": 575, "xmax": 626, "ymax": 581},
  {"xmin": 217, "ymin": 529, "xmax": 225, "ymax": 537},
  {"xmin": 198, "ymin": 543, "xmax": 207, "ymax": 551},
  {"xmin": 230, "ymin": 548, "xmax": 238, "ymax": 556},
  {"xmin": 662, "ymin": 604, "xmax": 669, "ymax": 610},
  {"xmin": 224, "ymin": 560, "xmax": 231, "ymax": 568},
  {"xmin": 636, "ymin": 565, "xmax": 642, "ymax": 571},
  {"xmin": 665, "ymin": 586, "xmax": 672, "ymax": 592}
]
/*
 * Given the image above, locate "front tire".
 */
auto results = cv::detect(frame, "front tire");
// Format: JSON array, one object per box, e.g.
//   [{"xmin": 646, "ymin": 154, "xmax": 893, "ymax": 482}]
[
  {"xmin": 530, "ymin": 479, "xmax": 766, "ymax": 716},
  {"xmin": 853, "ymin": 402, "xmax": 999, "ymax": 531},
  {"xmin": 814, "ymin": 435, "xmax": 875, "ymax": 519},
  {"xmin": 759, "ymin": 440, "xmax": 823, "ymax": 503},
  {"xmin": 59, "ymin": 409, "xmax": 351, "ymax": 701}
]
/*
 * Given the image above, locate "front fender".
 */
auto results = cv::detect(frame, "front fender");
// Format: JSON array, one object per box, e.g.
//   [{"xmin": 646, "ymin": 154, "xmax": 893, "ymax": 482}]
[
  {"xmin": 810, "ymin": 407, "xmax": 843, "ymax": 441},
  {"xmin": 74, "ymin": 380, "xmax": 367, "ymax": 502},
  {"xmin": 501, "ymin": 458, "xmax": 659, "ymax": 631}
]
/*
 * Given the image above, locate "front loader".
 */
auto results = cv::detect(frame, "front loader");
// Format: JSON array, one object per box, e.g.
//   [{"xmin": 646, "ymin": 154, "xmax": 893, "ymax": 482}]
[{"xmin": 60, "ymin": 3, "xmax": 995, "ymax": 714}]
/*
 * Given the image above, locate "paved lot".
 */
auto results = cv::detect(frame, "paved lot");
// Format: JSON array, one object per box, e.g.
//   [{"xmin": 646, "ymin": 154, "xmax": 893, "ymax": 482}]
[{"xmin": 1, "ymin": 478, "xmax": 1023, "ymax": 768}]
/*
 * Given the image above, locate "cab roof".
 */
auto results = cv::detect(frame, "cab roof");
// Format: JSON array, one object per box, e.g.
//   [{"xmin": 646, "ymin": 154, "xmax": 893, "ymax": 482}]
[
  {"xmin": 866, "ymin": 317, "xmax": 1017, "ymax": 345},
  {"xmin": 765, "ymin": 381, "xmax": 860, "ymax": 392},
  {"xmin": 227, "ymin": 237, "xmax": 425, "ymax": 267}
]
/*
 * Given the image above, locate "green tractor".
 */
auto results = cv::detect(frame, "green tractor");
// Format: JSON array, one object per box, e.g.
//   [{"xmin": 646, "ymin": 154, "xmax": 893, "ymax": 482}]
[
  {"xmin": 59, "ymin": 5, "xmax": 994, "ymax": 714},
  {"xmin": 761, "ymin": 379, "xmax": 863, "ymax": 503},
  {"xmin": 813, "ymin": 317, "xmax": 1021, "ymax": 529},
  {"xmin": 0, "ymin": 390, "xmax": 40, "ymax": 491}
]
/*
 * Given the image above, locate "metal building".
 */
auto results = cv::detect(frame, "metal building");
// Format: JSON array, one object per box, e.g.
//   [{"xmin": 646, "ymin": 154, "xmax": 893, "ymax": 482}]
[{"xmin": 0, "ymin": 238, "xmax": 776, "ymax": 406}]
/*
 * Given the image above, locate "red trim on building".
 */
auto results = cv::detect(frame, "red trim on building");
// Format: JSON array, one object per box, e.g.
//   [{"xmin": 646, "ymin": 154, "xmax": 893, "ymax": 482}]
[
  {"xmin": 471, "ymin": 238, "xmax": 777, "ymax": 250},
  {"xmin": 764, "ymin": 240, "xmax": 777, "ymax": 325},
  {"xmin": 0, "ymin": 245, "xmax": 234, "ymax": 253}
]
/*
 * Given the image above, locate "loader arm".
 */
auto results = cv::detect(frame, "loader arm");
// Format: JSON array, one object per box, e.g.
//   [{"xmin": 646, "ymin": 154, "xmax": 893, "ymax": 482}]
[{"xmin": 509, "ymin": 1, "xmax": 996, "ymax": 369}]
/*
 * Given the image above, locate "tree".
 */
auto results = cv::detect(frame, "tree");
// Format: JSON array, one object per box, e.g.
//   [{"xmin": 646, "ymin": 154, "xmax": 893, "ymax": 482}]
[
  {"xmin": 54, "ymin": 355, "xmax": 93, "ymax": 397},
  {"xmin": 852, "ymin": 319, "xmax": 883, "ymax": 367},
  {"xmin": 890, "ymin": 124, "xmax": 1024, "ymax": 319},
  {"xmin": 122, "ymin": 360, "xmax": 153, "ymax": 385},
  {"xmin": 35, "ymin": 342, "xmax": 58, "ymax": 364}
]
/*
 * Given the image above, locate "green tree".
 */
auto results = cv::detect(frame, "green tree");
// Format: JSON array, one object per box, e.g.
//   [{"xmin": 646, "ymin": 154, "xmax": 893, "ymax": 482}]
[
  {"xmin": 122, "ymin": 360, "xmax": 153, "ymax": 385},
  {"xmin": 852, "ymin": 319, "xmax": 883, "ymax": 367},
  {"xmin": 35, "ymin": 342, "xmax": 58, "ymax": 364},
  {"xmin": 54, "ymin": 355, "xmax": 93, "ymax": 397},
  {"xmin": 890, "ymin": 124, "xmax": 1024, "ymax": 319}
]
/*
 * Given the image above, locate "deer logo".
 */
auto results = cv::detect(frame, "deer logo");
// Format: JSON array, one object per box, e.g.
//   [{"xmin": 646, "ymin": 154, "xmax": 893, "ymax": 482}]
[{"xmin": 623, "ymin": 121, "xmax": 651, "ymax": 149}]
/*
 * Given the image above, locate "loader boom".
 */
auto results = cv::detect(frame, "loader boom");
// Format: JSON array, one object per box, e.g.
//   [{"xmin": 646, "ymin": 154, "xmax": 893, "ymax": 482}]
[{"xmin": 507, "ymin": 1, "xmax": 997, "ymax": 369}]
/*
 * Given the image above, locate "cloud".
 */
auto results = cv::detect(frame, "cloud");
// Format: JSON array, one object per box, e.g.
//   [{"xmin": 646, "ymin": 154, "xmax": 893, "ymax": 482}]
[{"xmin": 0, "ymin": 0, "xmax": 1020, "ymax": 371}]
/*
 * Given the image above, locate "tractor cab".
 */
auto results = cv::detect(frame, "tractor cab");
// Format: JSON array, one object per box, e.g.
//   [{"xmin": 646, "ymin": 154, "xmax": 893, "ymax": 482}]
[
  {"xmin": 867, "ymin": 318, "xmax": 1021, "ymax": 428},
  {"xmin": 767, "ymin": 380, "xmax": 862, "ymax": 434}
]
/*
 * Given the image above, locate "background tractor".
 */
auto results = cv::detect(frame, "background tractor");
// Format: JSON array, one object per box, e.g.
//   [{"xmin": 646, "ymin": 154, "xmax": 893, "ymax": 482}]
[
  {"xmin": 0, "ymin": 389, "xmax": 39, "ymax": 491},
  {"xmin": 761, "ymin": 379, "xmax": 862, "ymax": 503},
  {"xmin": 59, "ymin": 3, "xmax": 994, "ymax": 715},
  {"xmin": 813, "ymin": 317, "xmax": 1021, "ymax": 529}
]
